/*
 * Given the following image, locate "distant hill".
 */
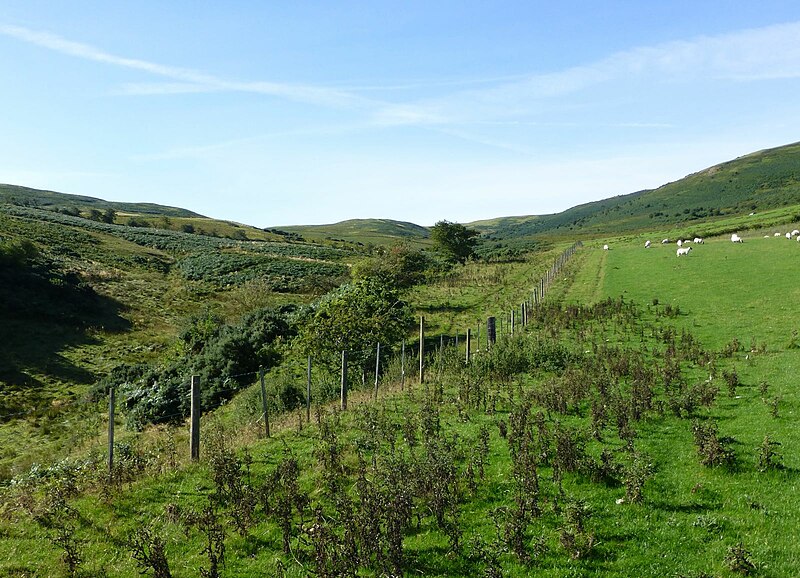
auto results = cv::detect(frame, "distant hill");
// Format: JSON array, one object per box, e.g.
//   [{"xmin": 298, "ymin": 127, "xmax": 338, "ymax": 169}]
[
  {"xmin": 488, "ymin": 141, "xmax": 800, "ymax": 239},
  {"xmin": 0, "ymin": 183, "xmax": 205, "ymax": 218},
  {"xmin": 279, "ymin": 218, "xmax": 431, "ymax": 247}
]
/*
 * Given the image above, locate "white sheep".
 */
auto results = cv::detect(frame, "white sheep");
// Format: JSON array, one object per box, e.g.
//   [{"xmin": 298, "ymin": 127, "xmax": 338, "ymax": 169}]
[
  {"xmin": 603, "ymin": 244, "xmax": 609, "ymax": 251},
  {"xmin": 662, "ymin": 239, "xmax": 670, "ymax": 244},
  {"xmin": 677, "ymin": 239, "xmax": 683, "ymax": 247},
  {"xmin": 676, "ymin": 246, "xmax": 692, "ymax": 256},
  {"xmin": 787, "ymin": 232, "xmax": 792, "ymax": 239},
  {"xmin": 693, "ymin": 237, "xmax": 704, "ymax": 244},
  {"xmin": 774, "ymin": 232, "xmax": 782, "ymax": 237},
  {"xmin": 731, "ymin": 234, "xmax": 743, "ymax": 243},
  {"xmin": 645, "ymin": 240, "xmax": 651, "ymax": 248},
  {"xmin": 792, "ymin": 229, "xmax": 800, "ymax": 237}
]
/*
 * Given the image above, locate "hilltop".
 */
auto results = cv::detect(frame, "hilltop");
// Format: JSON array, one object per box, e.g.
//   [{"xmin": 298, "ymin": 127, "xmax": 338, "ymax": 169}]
[{"xmin": 0, "ymin": 183, "xmax": 205, "ymax": 218}]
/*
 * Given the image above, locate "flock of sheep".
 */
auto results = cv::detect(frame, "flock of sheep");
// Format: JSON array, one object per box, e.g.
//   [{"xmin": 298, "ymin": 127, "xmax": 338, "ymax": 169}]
[{"xmin": 601, "ymin": 228, "xmax": 800, "ymax": 256}]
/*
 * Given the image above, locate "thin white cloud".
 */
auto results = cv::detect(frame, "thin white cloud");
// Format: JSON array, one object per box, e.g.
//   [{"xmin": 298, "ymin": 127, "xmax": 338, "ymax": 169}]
[
  {"xmin": 369, "ymin": 20, "xmax": 800, "ymax": 126},
  {"xmin": 0, "ymin": 24, "xmax": 375, "ymax": 109}
]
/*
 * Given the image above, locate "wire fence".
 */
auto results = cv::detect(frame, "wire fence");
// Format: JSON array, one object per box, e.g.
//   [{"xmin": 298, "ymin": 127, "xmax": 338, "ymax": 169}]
[{"xmin": 1, "ymin": 240, "xmax": 583, "ymax": 475}]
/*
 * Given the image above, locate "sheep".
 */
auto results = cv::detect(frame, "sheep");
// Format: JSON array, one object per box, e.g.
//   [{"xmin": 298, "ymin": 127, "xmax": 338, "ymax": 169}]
[
  {"xmin": 676, "ymin": 246, "xmax": 692, "ymax": 256},
  {"xmin": 787, "ymin": 232, "xmax": 792, "ymax": 239},
  {"xmin": 603, "ymin": 244, "xmax": 609, "ymax": 251},
  {"xmin": 693, "ymin": 237, "xmax": 704, "ymax": 244},
  {"xmin": 774, "ymin": 232, "xmax": 782, "ymax": 237},
  {"xmin": 645, "ymin": 240, "xmax": 651, "ymax": 248},
  {"xmin": 662, "ymin": 239, "xmax": 670, "ymax": 244},
  {"xmin": 677, "ymin": 239, "xmax": 683, "ymax": 247},
  {"xmin": 792, "ymin": 229, "xmax": 800, "ymax": 237},
  {"xmin": 731, "ymin": 234, "xmax": 743, "ymax": 243}
]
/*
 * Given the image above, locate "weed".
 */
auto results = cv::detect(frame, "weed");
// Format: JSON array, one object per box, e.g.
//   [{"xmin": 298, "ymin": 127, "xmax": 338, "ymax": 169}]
[
  {"xmin": 756, "ymin": 436, "xmax": 783, "ymax": 472},
  {"xmin": 128, "ymin": 525, "xmax": 172, "ymax": 578},
  {"xmin": 724, "ymin": 542, "xmax": 756, "ymax": 574}
]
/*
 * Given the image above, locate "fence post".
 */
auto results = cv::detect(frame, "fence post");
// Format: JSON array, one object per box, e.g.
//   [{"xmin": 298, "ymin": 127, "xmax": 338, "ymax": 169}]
[
  {"xmin": 466, "ymin": 328, "xmax": 471, "ymax": 362},
  {"xmin": 340, "ymin": 350, "xmax": 348, "ymax": 411},
  {"xmin": 190, "ymin": 375, "xmax": 200, "ymax": 461},
  {"xmin": 306, "ymin": 355, "xmax": 312, "ymax": 424},
  {"xmin": 419, "ymin": 315, "xmax": 425, "ymax": 385},
  {"xmin": 511, "ymin": 309, "xmax": 515, "ymax": 335},
  {"xmin": 373, "ymin": 343, "xmax": 380, "ymax": 401},
  {"xmin": 259, "ymin": 367, "xmax": 270, "ymax": 438},
  {"xmin": 401, "ymin": 340, "xmax": 406, "ymax": 390},
  {"xmin": 487, "ymin": 316, "xmax": 496, "ymax": 347},
  {"xmin": 108, "ymin": 387, "xmax": 115, "ymax": 476}
]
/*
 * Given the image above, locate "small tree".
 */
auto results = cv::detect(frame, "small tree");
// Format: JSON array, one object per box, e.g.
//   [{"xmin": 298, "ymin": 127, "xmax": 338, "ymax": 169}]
[
  {"xmin": 298, "ymin": 277, "xmax": 412, "ymax": 369},
  {"xmin": 430, "ymin": 220, "xmax": 479, "ymax": 264},
  {"xmin": 351, "ymin": 242, "xmax": 432, "ymax": 288}
]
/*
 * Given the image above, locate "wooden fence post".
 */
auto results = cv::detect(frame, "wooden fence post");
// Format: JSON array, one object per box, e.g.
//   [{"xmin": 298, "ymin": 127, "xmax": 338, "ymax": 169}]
[
  {"xmin": 108, "ymin": 387, "xmax": 115, "ymax": 476},
  {"xmin": 190, "ymin": 375, "xmax": 200, "ymax": 461},
  {"xmin": 487, "ymin": 316, "xmax": 496, "ymax": 347},
  {"xmin": 340, "ymin": 350, "xmax": 348, "ymax": 411},
  {"xmin": 419, "ymin": 316, "xmax": 425, "ymax": 384},
  {"xmin": 306, "ymin": 355, "xmax": 312, "ymax": 424},
  {"xmin": 511, "ymin": 309, "xmax": 515, "ymax": 335},
  {"xmin": 466, "ymin": 328, "xmax": 471, "ymax": 362},
  {"xmin": 259, "ymin": 367, "xmax": 270, "ymax": 438},
  {"xmin": 401, "ymin": 340, "xmax": 406, "ymax": 390},
  {"xmin": 373, "ymin": 343, "xmax": 380, "ymax": 401}
]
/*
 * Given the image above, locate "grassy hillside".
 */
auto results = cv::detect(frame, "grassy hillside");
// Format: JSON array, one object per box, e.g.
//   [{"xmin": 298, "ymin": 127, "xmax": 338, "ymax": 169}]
[
  {"xmin": 0, "ymin": 183, "xmax": 205, "ymax": 218},
  {"xmin": 279, "ymin": 218, "xmax": 431, "ymax": 248},
  {"xmin": 490, "ymin": 141, "xmax": 800, "ymax": 239},
  {"xmin": 2, "ymin": 230, "xmax": 800, "ymax": 576},
  {"xmin": 0, "ymin": 201, "xmax": 363, "ymax": 474}
]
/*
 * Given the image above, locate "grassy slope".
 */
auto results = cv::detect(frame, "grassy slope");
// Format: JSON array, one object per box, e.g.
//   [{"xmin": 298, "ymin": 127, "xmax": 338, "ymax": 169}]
[
  {"xmin": 0, "ymin": 204, "xmax": 359, "ymax": 476},
  {"xmin": 491, "ymin": 141, "xmax": 800, "ymax": 240},
  {"xmin": 0, "ymin": 183, "xmax": 205, "ymax": 218},
  {"xmin": 279, "ymin": 218, "xmax": 432, "ymax": 248},
  {"xmin": 562, "ymin": 232, "xmax": 800, "ymax": 574},
  {"xmin": 4, "ymin": 236, "xmax": 800, "ymax": 576}
]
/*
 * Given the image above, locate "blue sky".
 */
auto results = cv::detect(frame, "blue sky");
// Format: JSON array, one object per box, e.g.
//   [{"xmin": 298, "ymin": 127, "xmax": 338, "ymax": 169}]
[{"xmin": 2, "ymin": 1, "xmax": 800, "ymax": 227}]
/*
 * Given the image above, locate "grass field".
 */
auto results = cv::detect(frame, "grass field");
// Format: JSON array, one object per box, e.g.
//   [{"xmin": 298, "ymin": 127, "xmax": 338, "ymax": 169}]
[{"xmin": 3, "ymin": 229, "xmax": 800, "ymax": 576}]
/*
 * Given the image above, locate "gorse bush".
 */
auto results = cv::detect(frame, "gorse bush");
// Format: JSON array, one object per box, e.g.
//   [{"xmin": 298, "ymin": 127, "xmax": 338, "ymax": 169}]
[{"xmin": 95, "ymin": 306, "xmax": 297, "ymax": 428}]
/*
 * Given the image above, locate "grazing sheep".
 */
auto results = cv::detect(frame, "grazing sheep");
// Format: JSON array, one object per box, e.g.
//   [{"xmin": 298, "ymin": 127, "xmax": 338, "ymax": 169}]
[
  {"xmin": 693, "ymin": 237, "xmax": 704, "ymax": 244},
  {"xmin": 676, "ymin": 246, "xmax": 692, "ymax": 256},
  {"xmin": 731, "ymin": 234, "xmax": 743, "ymax": 243},
  {"xmin": 787, "ymin": 232, "xmax": 792, "ymax": 239},
  {"xmin": 792, "ymin": 229, "xmax": 800, "ymax": 237},
  {"xmin": 677, "ymin": 239, "xmax": 683, "ymax": 247},
  {"xmin": 662, "ymin": 239, "xmax": 670, "ymax": 244},
  {"xmin": 603, "ymin": 244, "xmax": 609, "ymax": 251},
  {"xmin": 775, "ymin": 232, "xmax": 782, "ymax": 237},
  {"xmin": 645, "ymin": 240, "xmax": 651, "ymax": 248}
]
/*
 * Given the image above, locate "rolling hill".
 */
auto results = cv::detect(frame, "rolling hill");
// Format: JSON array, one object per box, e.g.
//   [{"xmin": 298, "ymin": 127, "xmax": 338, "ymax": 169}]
[
  {"xmin": 480, "ymin": 140, "xmax": 800, "ymax": 239},
  {"xmin": 0, "ymin": 183, "xmax": 205, "ymax": 218}
]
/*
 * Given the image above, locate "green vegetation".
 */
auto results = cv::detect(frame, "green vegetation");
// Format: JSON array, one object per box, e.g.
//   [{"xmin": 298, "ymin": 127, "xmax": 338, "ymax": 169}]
[
  {"xmin": 476, "ymin": 140, "xmax": 800, "ymax": 240},
  {"xmin": 4, "ymin": 141, "xmax": 800, "ymax": 576},
  {"xmin": 430, "ymin": 220, "xmax": 480, "ymax": 264}
]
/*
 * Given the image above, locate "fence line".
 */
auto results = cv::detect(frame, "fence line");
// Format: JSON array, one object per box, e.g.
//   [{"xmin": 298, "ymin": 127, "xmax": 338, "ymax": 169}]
[{"xmin": 4, "ymin": 240, "xmax": 583, "ymax": 474}]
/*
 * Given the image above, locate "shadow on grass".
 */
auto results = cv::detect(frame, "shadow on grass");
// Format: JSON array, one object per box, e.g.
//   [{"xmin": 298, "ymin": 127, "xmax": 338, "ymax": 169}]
[{"xmin": 0, "ymin": 262, "xmax": 131, "ymax": 408}]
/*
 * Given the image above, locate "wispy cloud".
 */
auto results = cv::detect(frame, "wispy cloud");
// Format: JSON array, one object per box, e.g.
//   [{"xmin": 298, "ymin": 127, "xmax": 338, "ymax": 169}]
[
  {"xmin": 0, "ymin": 24, "xmax": 375, "ymax": 109},
  {"xmin": 370, "ymin": 20, "xmax": 800, "ymax": 126}
]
